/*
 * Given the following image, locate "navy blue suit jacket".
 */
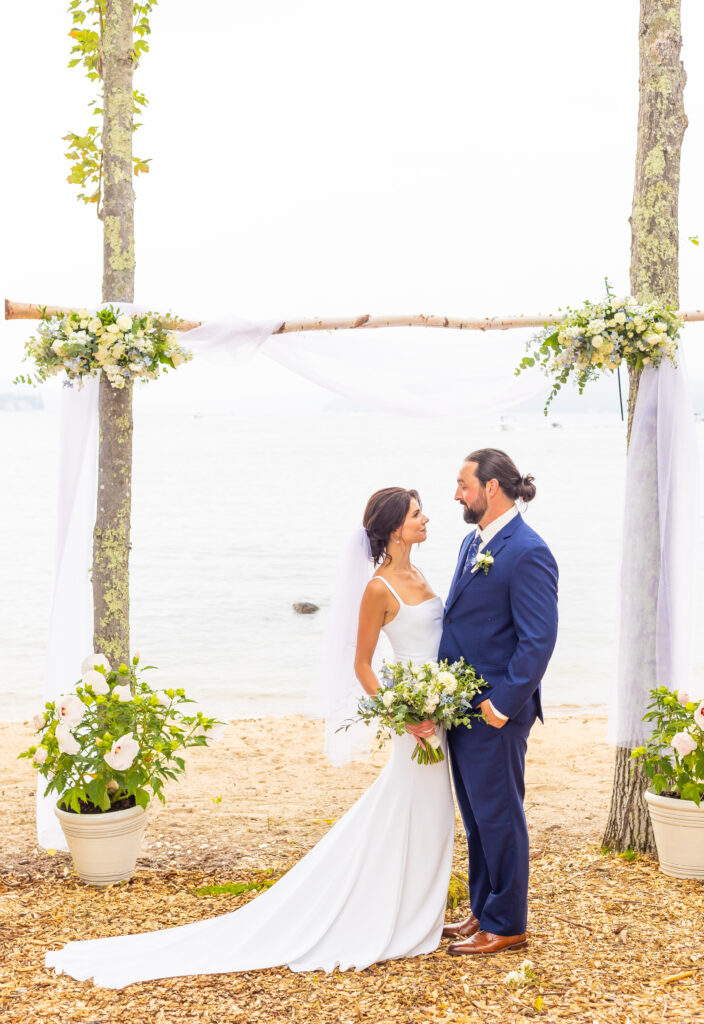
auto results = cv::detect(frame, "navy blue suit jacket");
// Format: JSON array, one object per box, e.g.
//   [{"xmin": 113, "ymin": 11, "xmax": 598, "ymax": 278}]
[{"xmin": 438, "ymin": 513, "xmax": 558, "ymax": 721}]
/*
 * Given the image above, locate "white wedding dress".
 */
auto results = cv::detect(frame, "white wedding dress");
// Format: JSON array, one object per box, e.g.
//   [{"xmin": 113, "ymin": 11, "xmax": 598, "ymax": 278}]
[{"xmin": 46, "ymin": 583, "xmax": 454, "ymax": 988}]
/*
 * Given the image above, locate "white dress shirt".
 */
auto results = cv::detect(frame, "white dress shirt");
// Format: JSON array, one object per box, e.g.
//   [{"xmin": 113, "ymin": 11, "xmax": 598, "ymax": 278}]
[{"xmin": 474, "ymin": 504, "xmax": 518, "ymax": 721}]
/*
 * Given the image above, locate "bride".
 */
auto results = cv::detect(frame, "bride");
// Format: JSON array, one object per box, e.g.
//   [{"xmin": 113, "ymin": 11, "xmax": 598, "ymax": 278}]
[{"xmin": 46, "ymin": 487, "xmax": 455, "ymax": 988}]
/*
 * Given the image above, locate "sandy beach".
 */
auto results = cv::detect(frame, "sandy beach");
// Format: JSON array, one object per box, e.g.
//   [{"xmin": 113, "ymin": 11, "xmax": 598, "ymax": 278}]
[
  {"xmin": 4, "ymin": 715, "xmax": 704, "ymax": 1024},
  {"xmin": 2, "ymin": 713, "xmax": 612, "ymax": 871}
]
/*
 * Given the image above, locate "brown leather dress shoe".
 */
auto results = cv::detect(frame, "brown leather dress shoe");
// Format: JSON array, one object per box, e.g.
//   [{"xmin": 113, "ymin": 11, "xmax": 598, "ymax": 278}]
[
  {"xmin": 442, "ymin": 912, "xmax": 480, "ymax": 939},
  {"xmin": 448, "ymin": 930, "xmax": 528, "ymax": 956}
]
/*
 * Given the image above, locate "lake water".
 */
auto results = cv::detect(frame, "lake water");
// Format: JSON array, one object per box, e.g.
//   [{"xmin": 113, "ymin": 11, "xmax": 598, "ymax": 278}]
[{"xmin": 3, "ymin": 405, "xmax": 704, "ymax": 721}]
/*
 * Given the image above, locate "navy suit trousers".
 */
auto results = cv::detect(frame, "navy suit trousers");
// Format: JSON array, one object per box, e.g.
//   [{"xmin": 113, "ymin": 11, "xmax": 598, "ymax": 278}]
[{"xmin": 448, "ymin": 703, "xmax": 535, "ymax": 936}]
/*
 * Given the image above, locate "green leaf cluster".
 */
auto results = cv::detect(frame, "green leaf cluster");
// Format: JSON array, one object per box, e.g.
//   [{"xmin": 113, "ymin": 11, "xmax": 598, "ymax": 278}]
[
  {"xmin": 65, "ymin": 1, "xmax": 157, "ymax": 210},
  {"xmin": 630, "ymin": 686, "xmax": 704, "ymax": 805},
  {"xmin": 19, "ymin": 653, "xmax": 223, "ymax": 814}
]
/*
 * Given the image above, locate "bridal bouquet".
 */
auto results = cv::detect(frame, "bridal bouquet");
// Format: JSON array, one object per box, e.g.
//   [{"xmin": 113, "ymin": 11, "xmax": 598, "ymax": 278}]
[
  {"xmin": 348, "ymin": 658, "xmax": 487, "ymax": 765},
  {"xmin": 19, "ymin": 653, "xmax": 222, "ymax": 813},
  {"xmin": 14, "ymin": 306, "xmax": 192, "ymax": 390}
]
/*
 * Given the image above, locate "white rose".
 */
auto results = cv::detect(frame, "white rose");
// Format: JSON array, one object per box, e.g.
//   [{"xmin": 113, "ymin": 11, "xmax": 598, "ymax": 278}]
[
  {"xmin": 113, "ymin": 684, "xmax": 133, "ymax": 702},
  {"xmin": 89, "ymin": 318, "xmax": 102, "ymax": 333},
  {"xmin": 106, "ymin": 323, "xmax": 121, "ymax": 334},
  {"xmin": 614, "ymin": 311, "xmax": 627, "ymax": 325},
  {"xmin": 58, "ymin": 694, "xmax": 85, "ymax": 727},
  {"xmin": 81, "ymin": 652, "xmax": 111, "ymax": 674},
  {"xmin": 82, "ymin": 669, "xmax": 110, "ymax": 695},
  {"xmin": 116, "ymin": 314, "xmax": 133, "ymax": 331},
  {"xmin": 671, "ymin": 731, "xmax": 697, "ymax": 757},
  {"xmin": 104, "ymin": 732, "xmax": 139, "ymax": 772},
  {"xmin": 33, "ymin": 747, "xmax": 48, "ymax": 764},
  {"xmin": 56, "ymin": 723, "xmax": 81, "ymax": 756},
  {"xmin": 171, "ymin": 351, "xmax": 185, "ymax": 366},
  {"xmin": 591, "ymin": 335, "xmax": 603, "ymax": 348},
  {"xmin": 423, "ymin": 697, "xmax": 439, "ymax": 714},
  {"xmin": 381, "ymin": 690, "xmax": 394, "ymax": 708},
  {"xmin": 31, "ymin": 713, "xmax": 46, "ymax": 731}
]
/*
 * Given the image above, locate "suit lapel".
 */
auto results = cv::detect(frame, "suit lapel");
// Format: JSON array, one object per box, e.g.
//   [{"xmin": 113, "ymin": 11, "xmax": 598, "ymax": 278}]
[
  {"xmin": 446, "ymin": 513, "xmax": 523, "ymax": 611},
  {"xmin": 446, "ymin": 532, "xmax": 476, "ymax": 607}
]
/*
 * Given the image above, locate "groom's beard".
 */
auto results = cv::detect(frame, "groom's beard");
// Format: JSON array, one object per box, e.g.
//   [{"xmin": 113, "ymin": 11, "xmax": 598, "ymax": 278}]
[{"xmin": 460, "ymin": 499, "xmax": 487, "ymax": 525}]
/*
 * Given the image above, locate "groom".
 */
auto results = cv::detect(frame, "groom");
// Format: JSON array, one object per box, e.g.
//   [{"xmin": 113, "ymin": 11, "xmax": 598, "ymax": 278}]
[{"xmin": 439, "ymin": 448, "xmax": 558, "ymax": 955}]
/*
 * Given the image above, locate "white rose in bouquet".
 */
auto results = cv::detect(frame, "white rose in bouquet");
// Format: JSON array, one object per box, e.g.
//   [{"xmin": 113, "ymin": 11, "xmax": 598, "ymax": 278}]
[
  {"xmin": 116, "ymin": 314, "xmax": 133, "ymax": 331},
  {"xmin": 381, "ymin": 690, "xmax": 395, "ymax": 708},
  {"xmin": 438, "ymin": 671, "xmax": 458, "ymax": 693}
]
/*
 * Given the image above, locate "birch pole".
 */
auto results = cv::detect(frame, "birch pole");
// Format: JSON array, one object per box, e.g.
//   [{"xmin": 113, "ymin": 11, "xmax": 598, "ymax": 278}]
[
  {"xmin": 93, "ymin": 0, "xmax": 135, "ymax": 670},
  {"xmin": 603, "ymin": 0, "xmax": 687, "ymax": 853}
]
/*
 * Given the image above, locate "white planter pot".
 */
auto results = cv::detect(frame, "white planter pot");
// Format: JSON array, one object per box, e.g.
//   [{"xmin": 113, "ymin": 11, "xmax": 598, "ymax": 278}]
[
  {"xmin": 55, "ymin": 802, "xmax": 149, "ymax": 886},
  {"xmin": 645, "ymin": 788, "xmax": 704, "ymax": 879}
]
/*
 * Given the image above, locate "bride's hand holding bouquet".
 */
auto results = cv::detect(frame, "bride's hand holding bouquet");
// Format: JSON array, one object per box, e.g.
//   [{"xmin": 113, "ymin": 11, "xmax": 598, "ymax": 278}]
[{"xmin": 345, "ymin": 657, "xmax": 487, "ymax": 764}]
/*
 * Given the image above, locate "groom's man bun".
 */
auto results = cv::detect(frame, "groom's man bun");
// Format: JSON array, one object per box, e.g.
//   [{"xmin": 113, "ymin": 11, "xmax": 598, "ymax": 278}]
[{"xmin": 466, "ymin": 448, "xmax": 536, "ymax": 503}]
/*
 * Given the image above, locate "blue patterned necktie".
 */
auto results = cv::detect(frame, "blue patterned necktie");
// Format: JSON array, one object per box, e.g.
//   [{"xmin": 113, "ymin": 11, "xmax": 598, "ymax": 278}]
[{"xmin": 462, "ymin": 531, "xmax": 482, "ymax": 576}]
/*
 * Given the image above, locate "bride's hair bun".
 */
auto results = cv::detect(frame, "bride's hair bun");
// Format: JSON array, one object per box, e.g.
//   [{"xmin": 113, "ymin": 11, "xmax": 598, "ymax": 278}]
[{"xmin": 363, "ymin": 487, "xmax": 422, "ymax": 566}]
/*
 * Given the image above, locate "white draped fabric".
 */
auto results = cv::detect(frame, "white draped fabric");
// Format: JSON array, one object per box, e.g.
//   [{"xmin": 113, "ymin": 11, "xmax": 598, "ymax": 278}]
[
  {"xmin": 36, "ymin": 305, "xmax": 698, "ymax": 845},
  {"xmin": 608, "ymin": 356, "xmax": 698, "ymax": 747},
  {"xmin": 38, "ymin": 312, "xmax": 282, "ymax": 850}
]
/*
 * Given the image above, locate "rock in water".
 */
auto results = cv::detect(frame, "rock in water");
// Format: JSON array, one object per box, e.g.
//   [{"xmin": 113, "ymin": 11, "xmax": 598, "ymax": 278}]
[{"xmin": 293, "ymin": 602, "xmax": 319, "ymax": 615}]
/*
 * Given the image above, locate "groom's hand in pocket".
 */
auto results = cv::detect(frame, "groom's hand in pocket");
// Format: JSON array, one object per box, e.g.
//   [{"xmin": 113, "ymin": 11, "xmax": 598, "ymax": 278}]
[{"xmin": 479, "ymin": 699, "xmax": 508, "ymax": 729}]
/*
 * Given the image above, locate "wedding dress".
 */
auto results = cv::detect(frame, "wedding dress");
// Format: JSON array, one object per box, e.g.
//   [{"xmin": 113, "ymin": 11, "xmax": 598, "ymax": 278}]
[{"xmin": 46, "ymin": 582, "xmax": 454, "ymax": 988}]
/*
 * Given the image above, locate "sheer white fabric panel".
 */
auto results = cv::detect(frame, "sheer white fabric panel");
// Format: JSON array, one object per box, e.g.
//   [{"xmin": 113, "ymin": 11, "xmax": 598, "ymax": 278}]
[
  {"xmin": 608, "ymin": 357, "xmax": 698, "ymax": 746},
  {"xmin": 37, "ymin": 377, "xmax": 99, "ymax": 850},
  {"xmin": 37, "ymin": 313, "xmax": 282, "ymax": 849}
]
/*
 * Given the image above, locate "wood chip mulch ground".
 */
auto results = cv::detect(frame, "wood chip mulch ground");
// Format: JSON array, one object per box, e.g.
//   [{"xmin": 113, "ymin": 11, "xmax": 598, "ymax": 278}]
[{"xmin": 2, "ymin": 832, "xmax": 703, "ymax": 1024}]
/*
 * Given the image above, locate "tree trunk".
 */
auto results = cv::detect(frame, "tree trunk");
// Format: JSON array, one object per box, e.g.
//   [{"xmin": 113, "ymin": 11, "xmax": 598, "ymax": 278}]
[
  {"xmin": 92, "ymin": 0, "xmax": 135, "ymax": 669},
  {"xmin": 603, "ymin": 0, "xmax": 686, "ymax": 854}
]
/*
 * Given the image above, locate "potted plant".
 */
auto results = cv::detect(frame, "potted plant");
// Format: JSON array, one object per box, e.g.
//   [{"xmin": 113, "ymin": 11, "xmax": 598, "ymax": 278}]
[
  {"xmin": 20, "ymin": 653, "xmax": 222, "ymax": 886},
  {"xmin": 631, "ymin": 686, "xmax": 704, "ymax": 879}
]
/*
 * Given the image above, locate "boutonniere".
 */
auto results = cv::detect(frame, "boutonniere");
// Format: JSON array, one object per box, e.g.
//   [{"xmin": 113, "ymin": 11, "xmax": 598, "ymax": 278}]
[{"xmin": 474, "ymin": 550, "xmax": 494, "ymax": 575}]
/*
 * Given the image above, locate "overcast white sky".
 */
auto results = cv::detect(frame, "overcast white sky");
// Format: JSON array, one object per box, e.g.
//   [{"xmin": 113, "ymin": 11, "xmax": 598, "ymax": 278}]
[{"xmin": 2, "ymin": 0, "xmax": 704, "ymax": 405}]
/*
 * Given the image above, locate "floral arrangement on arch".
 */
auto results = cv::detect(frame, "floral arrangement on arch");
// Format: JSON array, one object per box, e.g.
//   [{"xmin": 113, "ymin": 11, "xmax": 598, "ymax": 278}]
[
  {"xmin": 15, "ymin": 306, "xmax": 192, "ymax": 389},
  {"xmin": 516, "ymin": 285, "xmax": 682, "ymax": 411},
  {"xmin": 19, "ymin": 653, "xmax": 222, "ymax": 813},
  {"xmin": 631, "ymin": 686, "xmax": 704, "ymax": 805}
]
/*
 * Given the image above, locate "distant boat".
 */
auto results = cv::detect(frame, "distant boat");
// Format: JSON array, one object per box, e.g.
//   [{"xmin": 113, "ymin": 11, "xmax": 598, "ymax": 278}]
[
  {"xmin": 551, "ymin": 421, "xmax": 563, "ymax": 429},
  {"xmin": 0, "ymin": 393, "xmax": 44, "ymax": 411},
  {"xmin": 499, "ymin": 415, "xmax": 517, "ymax": 431}
]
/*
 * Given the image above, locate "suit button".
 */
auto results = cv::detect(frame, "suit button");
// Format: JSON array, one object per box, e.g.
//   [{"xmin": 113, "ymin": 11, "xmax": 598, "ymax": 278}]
[{"xmin": 446, "ymin": 616, "xmax": 452, "ymax": 624}]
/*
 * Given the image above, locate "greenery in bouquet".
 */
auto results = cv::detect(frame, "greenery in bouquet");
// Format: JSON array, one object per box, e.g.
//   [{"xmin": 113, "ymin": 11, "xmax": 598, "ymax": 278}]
[
  {"xmin": 14, "ymin": 305, "xmax": 192, "ymax": 389},
  {"xmin": 346, "ymin": 657, "xmax": 487, "ymax": 765},
  {"xmin": 630, "ymin": 686, "xmax": 704, "ymax": 805},
  {"xmin": 20, "ymin": 653, "xmax": 222, "ymax": 813},
  {"xmin": 515, "ymin": 282, "xmax": 682, "ymax": 412}
]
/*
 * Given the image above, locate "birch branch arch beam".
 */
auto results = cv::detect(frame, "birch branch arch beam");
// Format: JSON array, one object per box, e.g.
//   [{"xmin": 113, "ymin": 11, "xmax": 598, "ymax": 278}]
[{"xmin": 6, "ymin": 300, "xmax": 704, "ymax": 334}]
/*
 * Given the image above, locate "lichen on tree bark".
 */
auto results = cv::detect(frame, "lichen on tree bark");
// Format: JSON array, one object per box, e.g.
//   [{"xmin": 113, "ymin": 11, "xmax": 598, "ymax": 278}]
[
  {"xmin": 603, "ymin": 0, "xmax": 687, "ymax": 855},
  {"xmin": 92, "ymin": 0, "xmax": 135, "ymax": 669}
]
